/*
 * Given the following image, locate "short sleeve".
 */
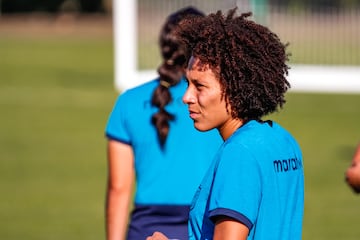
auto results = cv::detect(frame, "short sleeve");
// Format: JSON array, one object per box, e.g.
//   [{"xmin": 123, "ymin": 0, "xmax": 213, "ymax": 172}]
[
  {"xmin": 105, "ymin": 92, "xmax": 131, "ymax": 144},
  {"xmin": 208, "ymin": 143, "xmax": 261, "ymax": 230}
]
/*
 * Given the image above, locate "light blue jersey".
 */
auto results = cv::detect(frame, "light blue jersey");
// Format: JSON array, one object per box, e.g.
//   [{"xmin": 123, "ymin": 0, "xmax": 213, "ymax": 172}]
[{"xmin": 189, "ymin": 120, "xmax": 304, "ymax": 240}]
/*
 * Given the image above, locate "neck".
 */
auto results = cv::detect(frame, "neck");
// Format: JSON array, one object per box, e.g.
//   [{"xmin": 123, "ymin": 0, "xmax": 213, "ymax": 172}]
[{"xmin": 218, "ymin": 118, "xmax": 244, "ymax": 141}]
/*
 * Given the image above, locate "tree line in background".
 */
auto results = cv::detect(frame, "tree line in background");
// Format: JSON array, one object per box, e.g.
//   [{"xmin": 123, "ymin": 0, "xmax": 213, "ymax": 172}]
[
  {"xmin": 271, "ymin": 0, "xmax": 360, "ymax": 12},
  {"xmin": 1, "ymin": 0, "xmax": 359, "ymax": 14},
  {"xmin": 0, "ymin": 0, "xmax": 108, "ymax": 13}
]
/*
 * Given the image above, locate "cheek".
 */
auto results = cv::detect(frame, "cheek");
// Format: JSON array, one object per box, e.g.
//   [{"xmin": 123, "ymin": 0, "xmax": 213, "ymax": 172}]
[{"xmin": 199, "ymin": 93, "xmax": 228, "ymax": 118}]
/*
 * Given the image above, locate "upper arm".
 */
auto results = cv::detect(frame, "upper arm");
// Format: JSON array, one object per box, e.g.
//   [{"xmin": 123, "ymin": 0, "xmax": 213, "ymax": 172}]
[
  {"xmin": 213, "ymin": 218, "xmax": 249, "ymax": 240},
  {"xmin": 107, "ymin": 139, "xmax": 135, "ymax": 191}
]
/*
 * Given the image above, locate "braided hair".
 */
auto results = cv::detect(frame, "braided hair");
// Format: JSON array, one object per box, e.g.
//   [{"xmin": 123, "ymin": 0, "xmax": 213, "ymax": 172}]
[
  {"xmin": 177, "ymin": 8, "xmax": 291, "ymax": 121},
  {"xmin": 151, "ymin": 6, "xmax": 205, "ymax": 147}
]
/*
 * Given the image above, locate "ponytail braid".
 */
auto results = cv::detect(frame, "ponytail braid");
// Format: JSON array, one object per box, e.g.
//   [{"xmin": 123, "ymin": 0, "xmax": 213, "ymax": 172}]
[{"xmin": 151, "ymin": 6, "xmax": 205, "ymax": 147}]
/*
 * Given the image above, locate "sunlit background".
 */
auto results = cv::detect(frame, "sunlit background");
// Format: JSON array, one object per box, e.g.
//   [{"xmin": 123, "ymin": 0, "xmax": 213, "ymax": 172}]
[{"xmin": 0, "ymin": 0, "xmax": 359, "ymax": 239}]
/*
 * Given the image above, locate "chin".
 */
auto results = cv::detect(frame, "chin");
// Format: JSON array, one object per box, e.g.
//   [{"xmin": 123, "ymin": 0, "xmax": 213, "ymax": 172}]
[{"xmin": 194, "ymin": 122, "xmax": 213, "ymax": 132}]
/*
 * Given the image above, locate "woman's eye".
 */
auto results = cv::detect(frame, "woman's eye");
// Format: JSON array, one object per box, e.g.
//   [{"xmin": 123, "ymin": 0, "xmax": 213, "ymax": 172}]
[{"xmin": 195, "ymin": 83, "xmax": 204, "ymax": 89}]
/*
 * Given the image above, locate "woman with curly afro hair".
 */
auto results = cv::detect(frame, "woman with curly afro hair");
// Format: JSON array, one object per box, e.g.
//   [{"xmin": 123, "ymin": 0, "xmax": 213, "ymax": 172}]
[{"xmin": 147, "ymin": 8, "xmax": 304, "ymax": 240}]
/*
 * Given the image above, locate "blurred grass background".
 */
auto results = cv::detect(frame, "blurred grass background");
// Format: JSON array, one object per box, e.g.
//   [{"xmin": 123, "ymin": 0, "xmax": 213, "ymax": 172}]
[
  {"xmin": 1, "ymin": 12, "xmax": 360, "ymax": 240},
  {"xmin": 0, "ymin": 17, "xmax": 115, "ymax": 239}
]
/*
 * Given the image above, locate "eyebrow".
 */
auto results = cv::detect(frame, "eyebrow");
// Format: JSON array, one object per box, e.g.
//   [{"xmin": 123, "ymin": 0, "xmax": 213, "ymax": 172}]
[{"xmin": 189, "ymin": 78, "xmax": 207, "ymax": 86}]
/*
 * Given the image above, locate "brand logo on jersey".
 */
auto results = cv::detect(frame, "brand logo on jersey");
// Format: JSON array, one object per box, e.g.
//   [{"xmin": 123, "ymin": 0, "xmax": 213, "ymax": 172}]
[{"xmin": 273, "ymin": 157, "xmax": 302, "ymax": 173}]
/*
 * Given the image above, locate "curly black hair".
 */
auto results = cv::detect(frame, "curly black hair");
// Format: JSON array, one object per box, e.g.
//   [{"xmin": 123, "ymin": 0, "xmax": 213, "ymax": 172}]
[{"xmin": 177, "ymin": 8, "xmax": 291, "ymax": 120}]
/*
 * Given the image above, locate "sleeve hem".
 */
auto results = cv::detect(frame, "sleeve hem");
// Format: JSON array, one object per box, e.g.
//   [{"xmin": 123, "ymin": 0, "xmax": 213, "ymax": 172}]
[
  {"xmin": 105, "ymin": 133, "xmax": 131, "ymax": 145},
  {"xmin": 209, "ymin": 208, "xmax": 253, "ymax": 230}
]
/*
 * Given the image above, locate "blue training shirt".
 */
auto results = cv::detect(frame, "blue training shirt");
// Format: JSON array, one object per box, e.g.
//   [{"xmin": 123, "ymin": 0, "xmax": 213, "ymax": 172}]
[
  {"xmin": 189, "ymin": 120, "xmax": 304, "ymax": 240},
  {"xmin": 105, "ymin": 77, "xmax": 223, "ymax": 240}
]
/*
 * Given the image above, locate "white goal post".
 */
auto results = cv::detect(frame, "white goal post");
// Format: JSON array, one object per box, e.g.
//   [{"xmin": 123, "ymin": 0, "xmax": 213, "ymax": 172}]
[{"xmin": 113, "ymin": 0, "xmax": 360, "ymax": 94}]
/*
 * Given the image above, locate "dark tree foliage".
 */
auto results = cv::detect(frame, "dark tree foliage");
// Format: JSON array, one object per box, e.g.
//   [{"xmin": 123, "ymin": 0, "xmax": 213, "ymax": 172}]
[
  {"xmin": 78, "ymin": 0, "xmax": 104, "ymax": 12},
  {"xmin": 270, "ymin": 0, "xmax": 359, "ymax": 11},
  {"xmin": 1, "ymin": 0, "xmax": 104, "ymax": 13},
  {"xmin": 1, "ymin": 0, "xmax": 358, "ymax": 14}
]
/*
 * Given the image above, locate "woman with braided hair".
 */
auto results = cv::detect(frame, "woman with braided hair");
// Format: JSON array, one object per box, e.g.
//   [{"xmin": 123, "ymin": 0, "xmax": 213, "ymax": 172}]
[
  {"xmin": 105, "ymin": 6, "xmax": 222, "ymax": 240},
  {"xmin": 147, "ymin": 8, "xmax": 304, "ymax": 240}
]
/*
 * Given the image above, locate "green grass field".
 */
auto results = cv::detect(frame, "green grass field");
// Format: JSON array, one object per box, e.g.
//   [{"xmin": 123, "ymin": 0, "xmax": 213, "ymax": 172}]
[
  {"xmin": 1, "ymin": 24, "xmax": 360, "ymax": 240},
  {"xmin": 0, "ymin": 35, "xmax": 115, "ymax": 239}
]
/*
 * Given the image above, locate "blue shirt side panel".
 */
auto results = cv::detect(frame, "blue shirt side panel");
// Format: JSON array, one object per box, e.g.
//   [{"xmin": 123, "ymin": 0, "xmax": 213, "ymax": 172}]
[
  {"xmin": 105, "ymin": 78, "xmax": 223, "ymax": 205},
  {"xmin": 189, "ymin": 120, "xmax": 304, "ymax": 240}
]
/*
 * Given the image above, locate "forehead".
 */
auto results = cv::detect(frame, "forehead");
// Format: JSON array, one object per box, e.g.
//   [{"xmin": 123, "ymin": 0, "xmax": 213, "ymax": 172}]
[{"xmin": 186, "ymin": 57, "xmax": 220, "ymax": 86}]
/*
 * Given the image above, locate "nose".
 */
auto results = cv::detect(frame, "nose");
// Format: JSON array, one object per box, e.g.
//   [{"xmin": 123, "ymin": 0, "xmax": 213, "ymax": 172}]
[{"xmin": 182, "ymin": 85, "xmax": 195, "ymax": 104}]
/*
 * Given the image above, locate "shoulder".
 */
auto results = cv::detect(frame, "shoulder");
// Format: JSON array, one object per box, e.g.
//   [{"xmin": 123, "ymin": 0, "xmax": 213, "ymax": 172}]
[
  {"xmin": 108, "ymin": 78, "xmax": 159, "ymax": 117},
  {"xmin": 120, "ymin": 78, "xmax": 159, "ymax": 100},
  {"xmin": 219, "ymin": 121, "xmax": 272, "ymax": 161},
  {"xmin": 219, "ymin": 136, "xmax": 256, "ymax": 168},
  {"xmin": 224, "ymin": 120, "xmax": 265, "ymax": 147},
  {"xmin": 230, "ymin": 120, "xmax": 293, "ymax": 145}
]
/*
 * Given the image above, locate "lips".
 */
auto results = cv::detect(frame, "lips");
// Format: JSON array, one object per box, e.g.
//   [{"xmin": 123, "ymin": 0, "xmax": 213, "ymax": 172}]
[{"xmin": 188, "ymin": 109, "xmax": 199, "ymax": 119}]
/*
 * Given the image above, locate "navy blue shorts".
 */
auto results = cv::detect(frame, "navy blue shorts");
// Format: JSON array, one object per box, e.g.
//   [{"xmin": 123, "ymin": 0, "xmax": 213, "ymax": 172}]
[{"xmin": 127, "ymin": 204, "xmax": 190, "ymax": 240}]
